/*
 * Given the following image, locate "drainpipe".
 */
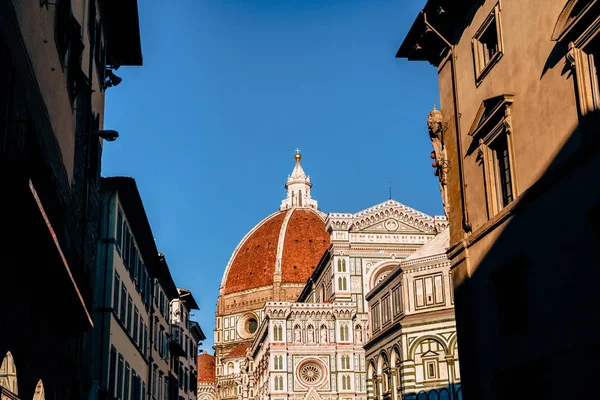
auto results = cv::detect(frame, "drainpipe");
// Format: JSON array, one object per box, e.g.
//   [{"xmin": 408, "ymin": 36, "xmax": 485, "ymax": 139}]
[{"xmin": 422, "ymin": 11, "xmax": 472, "ymax": 234}]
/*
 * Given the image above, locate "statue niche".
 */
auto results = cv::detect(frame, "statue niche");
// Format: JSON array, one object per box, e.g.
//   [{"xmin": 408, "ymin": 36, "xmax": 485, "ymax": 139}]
[{"xmin": 427, "ymin": 106, "xmax": 450, "ymax": 218}]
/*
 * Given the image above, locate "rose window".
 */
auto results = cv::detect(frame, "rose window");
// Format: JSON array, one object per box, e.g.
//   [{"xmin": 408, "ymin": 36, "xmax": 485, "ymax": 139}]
[{"xmin": 299, "ymin": 362, "xmax": 323, "ymax": 385}]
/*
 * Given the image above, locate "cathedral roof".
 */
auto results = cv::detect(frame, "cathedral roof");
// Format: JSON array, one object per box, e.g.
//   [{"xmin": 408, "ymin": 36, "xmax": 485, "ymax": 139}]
[
  {"xmin": 197, "ymin": 352, "xmax": 216, "ymax": 383},
  {"xmin": 220, "ymin": 153, "xmax": 330, "ymax": 297},
  {"xmin": 223, "ymin": 343, "xmax": 251, "ymax": 359},
  {"xmin": 222, "ymin": 208, "xmax": 330, "ymax": 295},
  {"xmin": 401, "ymin": 228, "xmax": 450, "ymax": 263}
]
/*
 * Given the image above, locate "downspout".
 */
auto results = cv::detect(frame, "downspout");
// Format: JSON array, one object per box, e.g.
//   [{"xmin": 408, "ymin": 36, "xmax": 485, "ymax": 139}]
[{"xmin": 422, "ymin": 12, "xmax": 472, "ymax": 234}]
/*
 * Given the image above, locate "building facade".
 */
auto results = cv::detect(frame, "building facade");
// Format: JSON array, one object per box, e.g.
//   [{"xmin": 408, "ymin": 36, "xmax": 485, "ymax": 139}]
[
  {"xmin": 209, "ymin": 153, "xmax": 448, "ymax": 400},
  {"xmin": 0, "ymin": 1, "xmax": 141, "ymax": 399},
  {"xmin": 398, "ymin": 0, "xmax": 600, "ymax": 398},
  {"xmin": 95, "ymin": 177, "xmax": 183, "ymax": 400},
  {"xmin": 171, "ymin": 288, "xmax": 206, "ymax": 400},
  {"xmin": 364, "ymin": 229, "xmax": 461, "ymax": 400}
]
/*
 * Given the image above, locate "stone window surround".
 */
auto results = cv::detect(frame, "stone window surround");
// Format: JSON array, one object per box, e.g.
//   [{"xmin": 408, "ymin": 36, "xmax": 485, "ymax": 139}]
[
  {"xmin": 470, "ymin": 95, "xmax": 518, "ymax": 219},
  {"xmin": 565, "ymin": 21, "xmax": 600, "ymax": 115},
  {"xmin": 472, "ymin": 2, "xmax": 504, "ymax": 85}
]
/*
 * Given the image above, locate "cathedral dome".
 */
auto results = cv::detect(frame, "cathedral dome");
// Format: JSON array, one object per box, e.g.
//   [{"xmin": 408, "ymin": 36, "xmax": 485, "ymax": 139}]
[
  {"xmin": 222, "ymin": 208, "xmax": 329, "ymax": 295},
  {"xmin": 220, "ymin": 152, "xmax": 330, "ymax": 298}
]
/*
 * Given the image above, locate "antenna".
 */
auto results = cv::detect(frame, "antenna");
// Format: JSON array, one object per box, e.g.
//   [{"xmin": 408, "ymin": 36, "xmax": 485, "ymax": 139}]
[{"xmin": 388, "ymin": 181, "xmax": 392, "ymax": 200}]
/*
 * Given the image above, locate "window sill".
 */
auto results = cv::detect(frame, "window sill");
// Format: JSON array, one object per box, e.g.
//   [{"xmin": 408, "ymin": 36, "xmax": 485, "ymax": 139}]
[{"xmin": 475, "ymin": 51, "xmax": 503, "ymax": 87}]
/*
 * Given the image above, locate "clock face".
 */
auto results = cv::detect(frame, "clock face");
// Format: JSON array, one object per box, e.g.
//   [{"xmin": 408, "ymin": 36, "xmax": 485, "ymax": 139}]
[{"xmin": 384, "ymin": 219, "xmax": 399, "ymax": 231}]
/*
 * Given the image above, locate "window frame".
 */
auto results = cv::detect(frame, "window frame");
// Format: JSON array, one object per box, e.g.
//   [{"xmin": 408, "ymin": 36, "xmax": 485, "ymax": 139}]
[
  {"xmin": 472, "ymin": 3, "xmax": 504, "ymax": 85},
  {"xmin": 470, "ymin": 95, "xmax": 518, "ymax": 218}
]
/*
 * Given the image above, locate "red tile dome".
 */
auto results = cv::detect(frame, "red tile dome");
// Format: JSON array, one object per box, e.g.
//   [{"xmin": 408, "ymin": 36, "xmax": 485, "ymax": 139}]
[
  {"xmin": 197, "ymin": 352, "xmax": 216, "ymax": 383},
  {"xmin": 222, "ymin": 208, "xmax": 330, "ymax": 296}
]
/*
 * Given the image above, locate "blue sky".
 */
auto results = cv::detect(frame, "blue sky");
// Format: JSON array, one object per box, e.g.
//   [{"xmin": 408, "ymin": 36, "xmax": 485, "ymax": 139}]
[{"xmin": 103, "ymin": 0, "xmax": 438, "ymax": 353}]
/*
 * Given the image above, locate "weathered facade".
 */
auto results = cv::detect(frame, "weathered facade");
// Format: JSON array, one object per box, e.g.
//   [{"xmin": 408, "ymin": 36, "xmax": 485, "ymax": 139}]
[
  {"xmin": 364, "ymin": 229, "xmax": 461, "ymax": 400},
  {"xmin": 398, "ymin": 0, "xmax": 600, "ymax": 398},
  {"xmin": 0, "ymin": 1, "xmax": 141, "ymax": 399}
]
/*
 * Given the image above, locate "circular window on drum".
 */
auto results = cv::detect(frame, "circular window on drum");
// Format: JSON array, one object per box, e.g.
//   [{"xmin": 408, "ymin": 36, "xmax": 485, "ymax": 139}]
[
  {"xmin": 298, "ymin": 360, "xmax": 326, "ymax": 387},
  {"xmin": 237, "ymin": 313, "xmax": 259, "ymax": 339}
]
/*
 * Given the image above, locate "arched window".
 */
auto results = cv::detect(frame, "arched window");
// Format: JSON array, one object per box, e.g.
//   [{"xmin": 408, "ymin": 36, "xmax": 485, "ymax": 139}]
[
  {"xmin": 337, "ymin": 259, "xmax": 342, "ymax": 272},
  {"xmin": 0, "ymin": 351, "xmax": 18, "ymax": 395},
  {"xmin": 273, "ymin": 325, "xmax": 283, "ymax": 341},
  {"xmin": 342, "ymin": 259, "xmax": 347, "ymax": 272},
  {"xmin": 227, "ymin": 362, "xmax": 234, "ymax": 375},
  {"xmin": 338, "ymin": 277, "xmax": 347, "ymax": 291},
  {"xmin": 299, "ymin": 190, "xmax": 303, "ymax": 207}
]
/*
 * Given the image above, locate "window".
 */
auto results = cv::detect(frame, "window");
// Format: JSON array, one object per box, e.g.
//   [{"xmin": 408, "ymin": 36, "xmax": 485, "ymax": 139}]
[
  {"xmin": 560, "ymin": 3, "xmax": 600, "ymax": 115},
  {"xmin": 381, "ymin": 295, "xmax": 391, "ymax": 325},
  {"xmin": 426, "ymin": 361, "xmax": 438, "ymax": 380},
  {"xmin": 473, "ymin": 4, "xmax": 503, "ymax": 82},
  {"xmin": 117, "ymin": 355, "xmax": 124, "ymax": 400},
  {"xmin": 142, "ymin": 325, "xmax": 148, "ymax": 354},
  {"xmin": 120, "ymin": 284, "xmax": 127, "ymax": 322},
  {"xmin": 340, "ymin": 325, "xmax": 349, "ymax": 341},
  {"xmin": 133, "ymin": 308, "xmax": 139, "ymax": 344},
  {"xmin": 338, "ymin": 277, "xmax": 347, "ymax": 291},
  {"xmin": 414, "ymin": 274, "xmax": 445, "ymax": 308},
  {"xmin": 274, "ymin": 325, "xmax": 283, "ymax": 341},
  {"xmin": 113, "ymin": 273, "xmax": 120, "ymax": 311},
  {"xmin": 124, "ymin": 362, "xmax": 130, "ymax": 400},
  {"xmin": 371, "ymin": 302, "xmax": 380, "ymax": 331},
  {"xmin": 116, "ymin": 210, "xmax": 123, "ymax": 252},
  {"xmin": 109, "ymin": 346, "xmax": 117, "ymax": 397},
  {"xmin": 341, "ymin": 355, "xmax": 350, "ymax": 369},
  {"xmin": 274, "ymin": 375, "xmax": 284, "ymax": 390},
  {"xmin": 274, "ymin": 355, "xmax": 283, "ymax": 370},
  {"xmin": 342, "ymin": 375, "xmax": 351, "ymax": 390},
  {"xmin": 470, "ymin": 95, "xmax": 517, "ymax": 217},
  {"xmin": 337, "ymin": 258, "xmax": 346, "ymax": 272},
  {"xmin": 392, "ymin": 285, "xmax": 402, "ymax": 316},
  {"xmin": 127, "ymin": 295, "xmax": 133, "ymax": 332}
]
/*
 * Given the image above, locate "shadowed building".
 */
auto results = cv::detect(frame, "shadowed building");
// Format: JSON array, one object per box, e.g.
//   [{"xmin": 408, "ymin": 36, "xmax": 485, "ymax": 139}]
[
  {"xmin": 95, "ymin": 177, "xmax": 180, "ymax": 400},
  {"xmin": 398, "ymin": 0, "xmax": 600, "ymax": 398},
  {"xmin": 0, "ymin": 1, "xmax": 141, "ymax": 399}
]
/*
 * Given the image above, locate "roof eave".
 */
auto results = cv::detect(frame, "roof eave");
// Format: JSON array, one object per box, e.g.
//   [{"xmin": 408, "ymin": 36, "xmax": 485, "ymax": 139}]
[{"xmin": 100, "ymin": 0, "xmax": 143, "ymax": 66}]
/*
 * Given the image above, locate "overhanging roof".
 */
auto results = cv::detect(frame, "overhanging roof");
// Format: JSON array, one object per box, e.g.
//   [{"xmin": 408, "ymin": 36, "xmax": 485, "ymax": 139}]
[
  {"xmin": 99, "ymin": 0, "xmax": 143, "ymax": 66},
  {"xmin": 178, "ymin": 288, "xmax": 200, "ymax": 310},
  {"xmin": 396, "ymin": 0, "xmax": 482, "ymax": 65}
]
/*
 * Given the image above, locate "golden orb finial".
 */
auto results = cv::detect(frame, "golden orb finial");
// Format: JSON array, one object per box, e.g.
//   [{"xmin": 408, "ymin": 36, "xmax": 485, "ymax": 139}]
[{"xmin": 294, "ymin": 148, "xmax": 302, "ymax": 161}]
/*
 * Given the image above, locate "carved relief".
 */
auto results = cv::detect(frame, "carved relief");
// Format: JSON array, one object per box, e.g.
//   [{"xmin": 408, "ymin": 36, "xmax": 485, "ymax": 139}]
[{"xmin": 427, "ymin": 106, "xmax": 450, "ymax": 218}]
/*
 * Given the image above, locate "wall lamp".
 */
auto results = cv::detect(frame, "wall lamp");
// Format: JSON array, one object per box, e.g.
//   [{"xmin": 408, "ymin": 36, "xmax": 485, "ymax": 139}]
[{"xmin": 94, "ymin": 130, "xmax": 119, "ymax": 142}]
